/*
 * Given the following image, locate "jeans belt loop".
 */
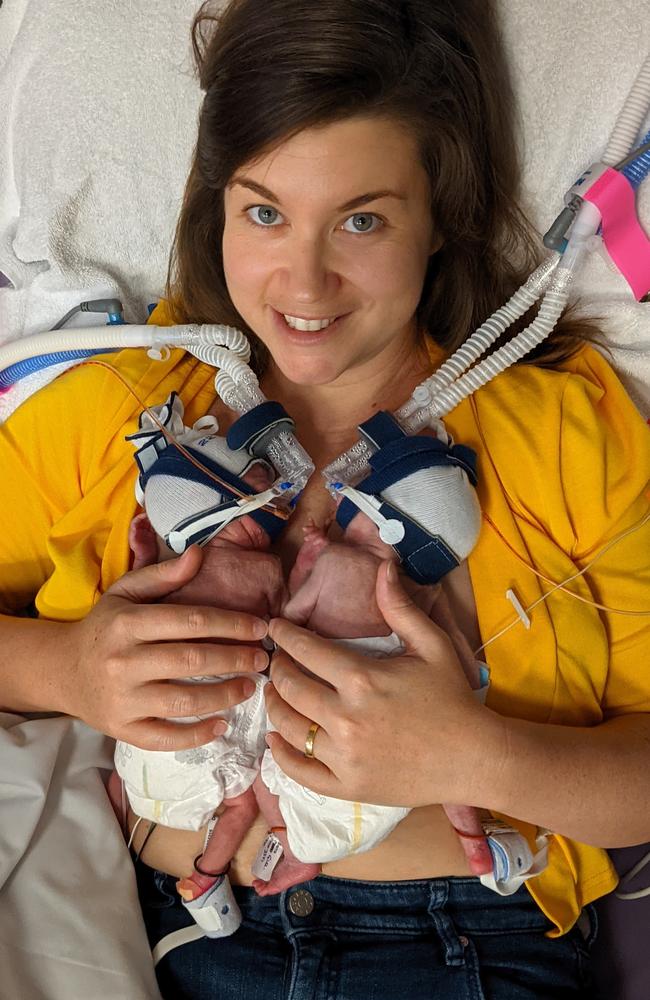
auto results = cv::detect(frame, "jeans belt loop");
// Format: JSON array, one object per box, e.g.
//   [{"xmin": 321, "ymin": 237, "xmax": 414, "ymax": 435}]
[{"xmin": 427, "ymin": 881, "xmax": 467, "ymax": 967}]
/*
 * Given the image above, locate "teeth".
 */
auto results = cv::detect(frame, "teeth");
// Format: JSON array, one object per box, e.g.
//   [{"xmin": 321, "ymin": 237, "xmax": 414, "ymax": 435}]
[{"xmin": 283, "ymin": 314, "xmax": 337, "ymax": 332}]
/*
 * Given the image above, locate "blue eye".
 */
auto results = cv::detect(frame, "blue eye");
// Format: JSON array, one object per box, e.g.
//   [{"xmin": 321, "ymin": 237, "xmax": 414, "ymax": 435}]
[
  {"xmin": 342, "ymin": 213, "xmax": 382, "ymax": 234},
  {"xmin": 247, "ymin": 205, "xmax": 283, "ymax": 226}
]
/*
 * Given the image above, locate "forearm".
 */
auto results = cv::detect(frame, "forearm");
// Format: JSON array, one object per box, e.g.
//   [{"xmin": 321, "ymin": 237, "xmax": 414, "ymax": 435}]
[
  {"xmin": 0, "ymin": 613, "xmax": 77, "ymax": 715},
  {"xmin": 472, "ymin": 709, "xmax": 650, "ymax": 848}
]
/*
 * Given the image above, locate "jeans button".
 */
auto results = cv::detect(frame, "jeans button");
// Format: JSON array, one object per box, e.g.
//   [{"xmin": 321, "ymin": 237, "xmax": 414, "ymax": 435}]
[
  {"xmin": 288, "ymin": 889, "xmax": 315, "ymax": 916},
  {"xmin": 459, "ymin": 936, "xmax": 469, "ymax": 948}
]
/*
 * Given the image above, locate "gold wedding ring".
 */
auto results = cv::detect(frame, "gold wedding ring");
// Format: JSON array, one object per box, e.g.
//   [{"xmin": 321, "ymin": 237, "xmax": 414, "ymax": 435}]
[{"xmin": 304, "ymin": 721, "xmax": 320, "ymax": 759}]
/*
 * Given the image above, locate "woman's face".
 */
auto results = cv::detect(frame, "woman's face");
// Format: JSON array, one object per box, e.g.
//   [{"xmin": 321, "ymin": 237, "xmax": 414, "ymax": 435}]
[{"xmin": 222, "ymin": 116, "xmax": 438, "ymax": 387}]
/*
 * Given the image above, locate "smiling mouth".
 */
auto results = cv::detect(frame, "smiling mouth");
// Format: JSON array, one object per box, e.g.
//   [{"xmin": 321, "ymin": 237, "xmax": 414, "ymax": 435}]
[{"xmin": 282, "ymin": 313, "xmax": 339, "ymax": 332}]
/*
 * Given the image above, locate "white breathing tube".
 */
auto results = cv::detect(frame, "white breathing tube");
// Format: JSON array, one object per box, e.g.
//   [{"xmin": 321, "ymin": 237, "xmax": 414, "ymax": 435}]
[
  {"xmin": 0, "ymin": 322, "xmax": 315, "ymax": 500},
  {"xmin": 602, "ymin": 56, "xmax": 650, "ymax": 166},
  {"xmin": 0, "ymin": 322, "xmax": 250, "ymax": 370}
]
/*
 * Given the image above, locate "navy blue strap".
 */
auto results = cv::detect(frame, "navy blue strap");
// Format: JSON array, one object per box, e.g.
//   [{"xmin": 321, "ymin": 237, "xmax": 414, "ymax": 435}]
[
  {"xmin": 357, "ymin": 410, "xmax": 405, "ymax": 449},
  {"xmin": 367, "ymin": 435, "xmax": 478, "ymax": 488},
  {"xmin": 138, "ymin": 445, "xmax": 286, "ymax": 541},
  {"xmin": 336, "ymin": 493, "xmax": 459, "ymax": 584},
  {"xmin": 226, "ymin": 401, "xmax": 295, "ymax": 456},
  {"xmin": 334, "ymin": 430, "xmax": 478, "ymax": 584}
]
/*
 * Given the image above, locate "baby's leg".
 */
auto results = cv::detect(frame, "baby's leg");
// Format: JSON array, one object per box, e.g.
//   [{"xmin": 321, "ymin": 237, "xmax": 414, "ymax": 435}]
[
  {"xmin": 443, "ymin": 804, "xmax": 494, "ymax": 875},
  {"xmin": 251, "ymin": 774, "xmax": 320, "ymax": 895},
  {"xmin": 176, "ymin": 786, "xmax": 259, "ymax": 901}
]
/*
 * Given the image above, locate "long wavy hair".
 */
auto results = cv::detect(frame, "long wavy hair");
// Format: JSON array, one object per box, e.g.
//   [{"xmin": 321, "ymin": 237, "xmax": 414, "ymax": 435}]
[{"xmin": 167, "ymin": 0, "xmax": 594, "ymax": 374}]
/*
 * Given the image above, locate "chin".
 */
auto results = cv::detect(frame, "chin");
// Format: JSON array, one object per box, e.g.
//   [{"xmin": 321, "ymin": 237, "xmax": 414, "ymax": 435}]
[{"xmin": 272, "ymin": 355, "xmax": 348, "ymax": 387}]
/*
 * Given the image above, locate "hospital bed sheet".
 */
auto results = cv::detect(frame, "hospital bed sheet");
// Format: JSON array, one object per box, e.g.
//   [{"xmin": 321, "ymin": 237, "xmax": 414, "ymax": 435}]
[{"xmin": 0, "ymin": 712, "xmax": 161, "ymax": 999}]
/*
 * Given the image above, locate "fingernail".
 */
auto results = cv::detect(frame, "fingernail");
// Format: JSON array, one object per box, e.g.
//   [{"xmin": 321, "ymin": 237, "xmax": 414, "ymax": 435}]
[
  {"xmin": 254, "ymin": 650, "xmax": 269, "ymax": 670},
  {"xmin": 252, "ymin": 619, "xmax": 268, "ymax": 639},
  {"xmin": 386, "ymin": 560, "xmax": 397, "ymax": 582},
  {"xmin": 243, "ymin": 680, "xmax": 256, "ymax": 698},
  {"xmin": 213, "ymin": 720, "xmax": 227, "ymax": 736}
]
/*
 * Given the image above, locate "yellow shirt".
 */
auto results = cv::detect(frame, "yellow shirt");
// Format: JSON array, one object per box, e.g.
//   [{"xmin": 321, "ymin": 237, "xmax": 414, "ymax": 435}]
[{"xmin": 1, "ymin": 302, "xmax": 649, "ymax": 936}]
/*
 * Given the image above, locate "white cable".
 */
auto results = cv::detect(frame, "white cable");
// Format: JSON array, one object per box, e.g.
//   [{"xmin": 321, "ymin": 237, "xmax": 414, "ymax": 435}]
[
  {"xmin": 602, "ymin": 55, "xmax": 650, "ymax": 166},
  {"xmin": 152, "ymin": 925, "xmax": 206, "ymax": 966},
  {"xmin": 126, "ymin": 816, "xmax": 143, "ymax": 851},
  {"xmin": 615, "ymin": 849, "xmax": 650, "ymax": 900}
]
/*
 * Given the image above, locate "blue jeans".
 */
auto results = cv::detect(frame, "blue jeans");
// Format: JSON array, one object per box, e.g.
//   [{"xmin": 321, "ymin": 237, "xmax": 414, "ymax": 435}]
[{"xmin": 136, "ymin": 862, "xmax": 596, "ymax": 999}]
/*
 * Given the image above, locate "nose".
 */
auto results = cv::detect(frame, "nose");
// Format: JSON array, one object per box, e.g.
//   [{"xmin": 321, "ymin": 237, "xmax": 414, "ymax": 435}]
[{"xmin": 277, "ymin": 234, "xmax": 341, "ymax": 306}]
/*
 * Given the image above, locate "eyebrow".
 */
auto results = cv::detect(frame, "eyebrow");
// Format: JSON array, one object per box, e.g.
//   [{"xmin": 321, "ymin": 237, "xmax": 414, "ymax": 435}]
[{"xmin": 229, "ymin": 176, "xmax": 407, "ymax": 212}]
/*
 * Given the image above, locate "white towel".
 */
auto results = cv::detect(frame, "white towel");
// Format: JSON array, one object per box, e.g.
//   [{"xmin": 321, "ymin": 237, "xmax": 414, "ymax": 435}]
[
  {"xmin": 499, "ymin": 1, "xmax": 650, "ymax": 413},
  {"xmin": 0, "ymin": 0, "xmax": 202, "ymax": 336}
]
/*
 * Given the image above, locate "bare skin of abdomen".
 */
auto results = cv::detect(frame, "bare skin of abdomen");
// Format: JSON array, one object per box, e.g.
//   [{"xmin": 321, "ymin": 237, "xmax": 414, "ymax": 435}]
[{"xmin": 128, "ymin": 475, "xmax": 484, "ymax": 883}]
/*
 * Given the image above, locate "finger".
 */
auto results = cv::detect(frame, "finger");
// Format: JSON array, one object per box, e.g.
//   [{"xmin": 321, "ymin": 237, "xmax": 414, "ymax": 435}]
[
  {"xmin": 145, "ymin": 675, "xmax": 263, "ymax": 720},
  {"xmin": 108, "ymin": 544, "xmax": 204, "ymax": 601},
  {"xmin": 111, "ymin": 602, "xmax": 269, "ymax": 645},
  {"xmin": 125, "ymin": 715, "xmax": 226, "ymax": 752},
  {"xmin": 133, "ymin": 640, "xmax": 269, "ymax": 681},
  {"xmin": 267, "ymin": 618, "xmax": 366, "ymax": 687},
  {"xmin": 430, "ymin": 586, "xmax": 480, "ymax": 688},
  {"xmin": 270, "ymin": 649, "xmax": 337, "ymax": 724},
  {"xmin": 264, "ymin": 681, "xmax": 333, "ymax": 766},
  {"xmin": 265, "ymin": 731, "xmax": 341, "ymax": 797},
  {"xmin": 375, "ymin": 561, "xmax": 449, "ymax": 656}
]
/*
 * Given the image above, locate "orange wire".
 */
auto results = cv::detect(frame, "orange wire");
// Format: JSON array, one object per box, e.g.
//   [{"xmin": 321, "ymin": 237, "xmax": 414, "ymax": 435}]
[{"xmin": 77, "ymin": 359, "xmax": 289, "ymax": 520}]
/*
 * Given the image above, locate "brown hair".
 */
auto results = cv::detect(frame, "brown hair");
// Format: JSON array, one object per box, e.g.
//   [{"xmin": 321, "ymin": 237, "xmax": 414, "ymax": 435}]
[{"xmin": 167, "ymin": 0, "xmax": 594, "ymax": 373}]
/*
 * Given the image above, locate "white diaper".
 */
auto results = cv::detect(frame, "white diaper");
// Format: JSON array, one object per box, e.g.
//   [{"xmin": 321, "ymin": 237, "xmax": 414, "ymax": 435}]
[
  {"xmin": 261, "ymin": 749, "xmax": 409, "ymax": 863},
  {"xmin": 261, "ymin": 631, "xmax": 409, "ymax": 863},
  {"xmin": 115, "ymin": 673, "xmax": 268, "ymax": 830}
]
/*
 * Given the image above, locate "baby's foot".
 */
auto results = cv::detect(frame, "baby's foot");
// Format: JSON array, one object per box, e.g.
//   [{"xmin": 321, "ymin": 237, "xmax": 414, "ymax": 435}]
[
  {"xmin": 251, "ymin": 828, "xmax": 320, "ymax": 896},
  {"xmin": 128, "ymin": 512, "xmax": 159, "ymax": 570},
  {"xmin": 176, "ymin": 869, "xmax": 220, "ymax": 902},
  {"xmin": 287, "ymin": 520, "xmax": 330, "ymax": 594}
]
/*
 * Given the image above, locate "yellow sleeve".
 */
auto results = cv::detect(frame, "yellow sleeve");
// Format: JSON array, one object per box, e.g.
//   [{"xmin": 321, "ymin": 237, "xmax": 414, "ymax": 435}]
[
  {"xmin": 557, "ymin": 349, "xmax": 650, "ymax": 717},
  {"xmin": 0, "ymin": 370, "xmax": 90, "ymax": 612}
]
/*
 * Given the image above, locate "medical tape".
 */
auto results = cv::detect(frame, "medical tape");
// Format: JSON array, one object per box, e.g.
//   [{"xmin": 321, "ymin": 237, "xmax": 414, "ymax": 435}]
[
  {"xmin": 581, "ymin": 167, "xmax": 650, "ymax": 300},
  {"xmin": 334, "ymin": 483, "xmax": 405, "ymax": 544}
]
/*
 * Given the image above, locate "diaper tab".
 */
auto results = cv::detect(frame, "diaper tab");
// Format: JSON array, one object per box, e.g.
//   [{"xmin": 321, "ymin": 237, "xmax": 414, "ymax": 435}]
[{"xmin": 182, "ymin": 874, "xmax": 242, "ymax": 937}]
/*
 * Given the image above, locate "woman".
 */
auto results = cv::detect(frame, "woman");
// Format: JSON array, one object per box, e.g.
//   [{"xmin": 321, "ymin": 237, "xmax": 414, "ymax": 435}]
[{"xmin": 1, "ymin": 1, "xmax": 649, "ymax": 997}]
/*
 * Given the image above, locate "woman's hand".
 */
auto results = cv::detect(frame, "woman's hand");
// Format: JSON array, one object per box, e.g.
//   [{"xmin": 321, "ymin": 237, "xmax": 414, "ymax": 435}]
[
  {"xmin": 64, "ymin": 546, "xmax": 269, "ymax": 749},
  {"xmin": 265, "ymin": 561, "xmax": 500, "ymax": 808}
]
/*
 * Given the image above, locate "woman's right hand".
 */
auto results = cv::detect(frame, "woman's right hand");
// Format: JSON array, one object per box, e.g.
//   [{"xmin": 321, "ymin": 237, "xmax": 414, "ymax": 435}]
[{"xmin": 64, "ymin": 546, "xmax": 269, "ymax": 750}]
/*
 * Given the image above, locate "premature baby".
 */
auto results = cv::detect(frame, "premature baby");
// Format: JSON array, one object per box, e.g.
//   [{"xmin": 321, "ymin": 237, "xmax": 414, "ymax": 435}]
[
  {"xmin": 113, "ymin": 394, "xmax": 320, "ymax": 911},
  {"xmin": 260, "ymin": 503, "xmax": 494, "ymax": 884}
]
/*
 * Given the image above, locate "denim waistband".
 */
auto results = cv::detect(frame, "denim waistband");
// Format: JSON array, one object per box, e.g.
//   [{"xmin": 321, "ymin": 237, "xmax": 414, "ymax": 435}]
[{"xmin": 140, "ymin": 863, "xmax": 553, "ymax": 938}]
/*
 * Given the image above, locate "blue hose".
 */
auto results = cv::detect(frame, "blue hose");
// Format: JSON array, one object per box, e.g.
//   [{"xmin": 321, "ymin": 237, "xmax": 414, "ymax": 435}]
[
  {"xmin": 0, "ymin": 348, "xmax": 118, "ymax": 390},
  {"xmin": 622, "ymin": 129, "xmax": 650, "ymax": 188}
]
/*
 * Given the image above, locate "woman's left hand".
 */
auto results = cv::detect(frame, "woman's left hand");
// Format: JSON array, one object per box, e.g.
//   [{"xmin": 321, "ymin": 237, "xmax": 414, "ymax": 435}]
[{"xmin": 265, "ymin": 561, "xmax": 500, "ymax": 808}]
